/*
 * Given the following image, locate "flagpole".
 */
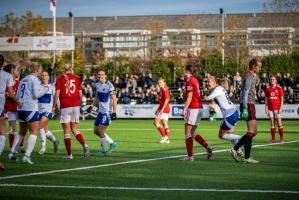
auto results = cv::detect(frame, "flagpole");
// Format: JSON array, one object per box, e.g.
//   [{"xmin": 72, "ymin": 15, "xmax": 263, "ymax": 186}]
[{"xmin": 51, "ymin": 0, "xmax": 56, "ymax": 82}]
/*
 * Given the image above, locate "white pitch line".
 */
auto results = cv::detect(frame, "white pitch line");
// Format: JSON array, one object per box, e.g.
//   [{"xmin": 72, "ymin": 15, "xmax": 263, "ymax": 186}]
[
  {"xmin": 0, "ymin": 184, "xmax": 298, "ymax": 194},
  {"xmin": 0, "ymin": 140, "xmax": 298, "ymax": 180}
]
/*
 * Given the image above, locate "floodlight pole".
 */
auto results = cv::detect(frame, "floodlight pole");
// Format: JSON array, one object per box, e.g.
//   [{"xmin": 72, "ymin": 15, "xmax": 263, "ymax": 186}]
[
  {"xmin": 69, "ymin": 12, "xmax": 74, "ymax": 68},
  {"xmin": 220, "ymin": 8, "xmax": 224, "ymax": 77}
]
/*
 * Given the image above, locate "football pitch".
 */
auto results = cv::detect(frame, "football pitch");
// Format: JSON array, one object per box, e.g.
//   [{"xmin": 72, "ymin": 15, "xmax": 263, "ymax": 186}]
[{"xmin": 0, "ymin": 119, "xmax": 299, "ymax": 200}]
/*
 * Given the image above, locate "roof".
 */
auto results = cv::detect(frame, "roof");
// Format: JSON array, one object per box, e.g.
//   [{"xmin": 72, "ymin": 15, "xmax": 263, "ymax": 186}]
[{"xmin": 44, "ymin": 13, "xmax": 299, "ymax": 34}]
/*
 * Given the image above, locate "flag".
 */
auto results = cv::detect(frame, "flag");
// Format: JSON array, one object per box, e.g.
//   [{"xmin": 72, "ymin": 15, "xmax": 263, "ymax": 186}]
[{"xmin": 50, "ymin": 0, "xmax": 56, "ymax": 13}]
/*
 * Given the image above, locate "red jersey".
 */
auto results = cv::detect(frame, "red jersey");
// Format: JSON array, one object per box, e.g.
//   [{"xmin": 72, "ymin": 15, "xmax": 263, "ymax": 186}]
[
  {"xmin": 266, "ymin": 85, "xmax": 284, "ymax": 111},
  {"xmin": 185, "ymin": 76, "xmax": 203, "ymax": 109},
  {"xmin": 55, "ymin": 73, "xmax": 82, "ymax": 109},
  {"xmin": 4, "ymin": 79, "xmax": 19, "ymax": 112},
  {"xmin": 158, "ymin": 87, "xmax": 170, "ymax": 113}
]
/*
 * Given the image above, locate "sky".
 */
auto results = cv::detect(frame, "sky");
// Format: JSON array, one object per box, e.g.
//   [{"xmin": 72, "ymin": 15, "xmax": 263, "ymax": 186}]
[{"xmin": 0, "ymin": 0, "xmax": 272, "ymax": 18}]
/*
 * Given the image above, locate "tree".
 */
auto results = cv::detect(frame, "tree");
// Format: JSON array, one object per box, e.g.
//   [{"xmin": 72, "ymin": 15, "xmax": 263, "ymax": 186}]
[
  {"xmin": 0, "ymin": 12, "xmax": 21, "ymax": 36},
  {"xmin": 263, "ymin": 0, "xmax": 299, "ymax": 12},
  {"xmin": 20, "ymin": 11, "xmax": 48, "ymax": 36}
]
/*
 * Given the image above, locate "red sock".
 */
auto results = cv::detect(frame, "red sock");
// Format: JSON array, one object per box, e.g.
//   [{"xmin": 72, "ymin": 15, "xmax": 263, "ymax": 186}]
[
  {"xmin": 194, "ymin": 134, "xmax": 208, "ymax": 149},
  {"xmin": 75, "ymin": 133, "xmax": 86, "ymax": 145},
  {"xmin": 64, "ymin": 137, "xmax": 72, "ymax": 155},
  {"xmin": 9, "ymin": 134, "xmax": 14, "ymax": 147},
  {"xmin": 271, "ymin": 127, "xmax": 276, "ymax": 141},
  {"xmin": 186, "ymin": 137, "xmax": 193, "ymax": 157},
  {"xmin": 157, "ymin": 127, "xmax": 165, "ymax": 137},
  {"xmin": 164, "ymin": 127, "xmax": 170, "ymax": 138},
  {"xmin": 279, "ymin": 127, "xmax": 284, "ymax": 141}
]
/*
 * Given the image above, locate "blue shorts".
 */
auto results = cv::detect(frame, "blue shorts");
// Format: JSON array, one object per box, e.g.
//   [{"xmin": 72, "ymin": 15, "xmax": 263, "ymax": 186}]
[
  {"xmin": 40, "ymin": 112, "xmax": 53, "ymax": 120},
  {"xmin": 18, "ymin": 111, "xmax": 40, "ymax": 122},
  {"xmin": 94, "ymin": 112, "xmax": 111, "ymax": 126},
  {"xmin": 221, "ymin": 110, "xmax": 239, "ymax": 131}
]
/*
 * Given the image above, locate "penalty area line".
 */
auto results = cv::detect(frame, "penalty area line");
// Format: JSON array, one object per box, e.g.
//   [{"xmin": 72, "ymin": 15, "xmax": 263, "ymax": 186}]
[
  {"xmin": 0, "ymin": 140, "xmax": 298, "ymax": 180},
  {"xmin": 0, "ymin": 184, "xmax": 298, "ymax": 194}
]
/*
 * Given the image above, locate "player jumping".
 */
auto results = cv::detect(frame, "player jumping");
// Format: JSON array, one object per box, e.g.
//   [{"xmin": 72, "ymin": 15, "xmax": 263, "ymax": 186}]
[{"xmin": 204, "ymin": 76, "xmax": 244, "ymax": 156}]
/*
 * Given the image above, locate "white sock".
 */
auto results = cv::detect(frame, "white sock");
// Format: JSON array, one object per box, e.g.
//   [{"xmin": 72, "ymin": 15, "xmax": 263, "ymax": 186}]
[
  {"xmin": 11, "ymin": 134, "xmax": 23, "ymax": 154},
  {"xmin": 0, "ymin": 135, "xmax": 6, "ymax": 156},
  {"xmin": 25, "ymin": 134, "xmax": 37, "ymax": 157},
  {"xmin": 100, "ymin": 137, "xmax": 106, "ymax": 152},
  {"xmin": 40, "ymin": 129, "xmax": 46, "ymax": 147},
  {"xmin": 222, "ymin": 134, "xmax": 241, "ymax": 141},
  {"xmin": 104, "ymin": 133, "xmax": 113, "ymax": 144},
  {"xmin": 46, "ymin": 131, "xmax": 56, "ymax": 143}
]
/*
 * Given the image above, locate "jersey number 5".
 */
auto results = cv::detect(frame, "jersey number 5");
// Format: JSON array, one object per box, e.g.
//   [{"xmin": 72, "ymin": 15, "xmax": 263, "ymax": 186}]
[{"xmin": 67, "ymin": 79, "xmax": 76, "ymax": 94}]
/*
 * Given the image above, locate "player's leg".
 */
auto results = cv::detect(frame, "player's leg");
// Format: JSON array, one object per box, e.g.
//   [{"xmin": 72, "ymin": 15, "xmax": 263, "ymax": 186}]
[
  {"xmin": 44, "ymin": 125, "xmax": 59, "ymax": 153},
  {"xmin": 0, "ymin": 114, "xmax": 6, "ymax": 157},
  {"xmin": 39, "ymin": 115, "xmax": 49, "ymax": 155},
  {"xmin": 269, "ymin": 111, "xmax": 276, "ymax": 143},
  {"xmin": 60, "ymin": 108, "xmax": 73, "ymax": 159},
  {"xmin": 154, "ymin": 117, "xmax": 166, "ymax": 142},
  {"xmin": 8, "ymin": 113, "xmax": 28, "ymax": 161},
  {"xmin": 7, "ymin": 112, "xmax": 17, "ymax": 148},
  {"xmin": 62, "ymin": 122, "xmax": 72, "ymax": 159},
  {"xmin": 161, "ymin": 118, "xmax": 170, "ymax": 144},
  {"xmin": 190, "ymin": 109, "xmax": 213, "ymax": 159},
  {"xmin": 71, "ymin": 122, "xmax": 89, "ymax": 157},
  {"xmin": 70, "ymin": 107, "xmax": 89, "ymax": 157},
  {"xmin": 23, "ymin": 112, "xmax": 40, "ymax": 164},
  {"xmin": 95, "ymin": 125, "xmax": 108, "ymax": 156},
  {"xmin": 276, "ymin": 111, "xmax": 284, "ymax": 142},
  {"xmin": 180, "ymin": 123, "xmax": 194, "ymax": 161}
]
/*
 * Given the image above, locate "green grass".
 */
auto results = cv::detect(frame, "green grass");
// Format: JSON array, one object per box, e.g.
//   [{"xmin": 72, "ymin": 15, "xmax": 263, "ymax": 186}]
[{"xmin": 0, "ymin": 119, "xmax": 299, "ymax": 200}]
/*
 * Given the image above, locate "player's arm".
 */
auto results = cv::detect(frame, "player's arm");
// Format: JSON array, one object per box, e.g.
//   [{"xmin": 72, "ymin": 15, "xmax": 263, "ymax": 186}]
[
  {"xmin": 53, "ymin": 89, "xmax": 60, "ymax": 114},
  {"xmin": 265, "ymin": 96, "xmax": 269, "ymax": 114},
  {"xmin": 241, "ymin": 76, "xmax": 252, "ymax": 119},
  {"xmin": 110, "ymin": 85, "xmax": 117, "ymax": 120},
  {"xmin": 280, "ymin": 88, "xmax": 284, "ymax": 112},
  {"xmin": 32, "ymin": 78, "xmax": 49, "ymax": 99},
  {"xmin": 184, "ymin": 92, "xmax": 193, "ymax": 116},
  {"xmin": 79, "ymin": 89, "xmax": 83, "ymax": 102},
  {"xmin": 205, "ymin": 89, "xmax": 218, "ymax": 101},
  {"xmin": 6, "ymin": 86, "xmax": 22, "ymax": 108}
]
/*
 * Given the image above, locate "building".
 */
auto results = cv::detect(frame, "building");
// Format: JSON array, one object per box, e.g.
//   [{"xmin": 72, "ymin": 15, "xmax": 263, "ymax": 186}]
[{"xmin": 44, "ymin": 13, "xmax": 299, "ymax": 63}]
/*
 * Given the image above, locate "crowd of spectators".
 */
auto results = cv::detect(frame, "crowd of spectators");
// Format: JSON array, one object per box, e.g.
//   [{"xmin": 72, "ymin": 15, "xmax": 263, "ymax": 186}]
[{"xmin": 80, "ymin": 71, "xmax": 299, "ymax": 105}]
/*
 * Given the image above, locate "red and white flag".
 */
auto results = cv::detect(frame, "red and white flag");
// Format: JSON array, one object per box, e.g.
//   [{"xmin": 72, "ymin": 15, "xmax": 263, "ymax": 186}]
[{"xmin": 50, "ymin": 0, "xmax": 56, "ymax": 13}]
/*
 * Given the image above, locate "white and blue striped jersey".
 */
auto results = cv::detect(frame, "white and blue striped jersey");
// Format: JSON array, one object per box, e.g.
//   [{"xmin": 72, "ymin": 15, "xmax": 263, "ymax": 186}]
[
  {"xmin": 38, "ymin": 84, "xmax": 55, "ymax": 113},
  {"xmin": 95, "ymin": 80, "xmax": 116, "ymax": 113},
  {"xmin": 16, "ymin": 75, "xmax": 49, "ymax": 112},
  {"xmin": 0, "ymin": 69, "xmax": 14, "ymax": 110},
  {"xmin": 207, "ymin": 85, "xmax": 237, "ymax": 118}
]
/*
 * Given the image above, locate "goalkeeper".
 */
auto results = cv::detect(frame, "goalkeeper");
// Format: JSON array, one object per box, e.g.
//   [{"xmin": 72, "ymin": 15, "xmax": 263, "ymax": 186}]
[
  {"xmin": 230, "ymin": 58, "xmax": 262, "ymax": 164},
  {"xmin": 87, "ymin": 70, "xmax": 118, "ymax": 156}
]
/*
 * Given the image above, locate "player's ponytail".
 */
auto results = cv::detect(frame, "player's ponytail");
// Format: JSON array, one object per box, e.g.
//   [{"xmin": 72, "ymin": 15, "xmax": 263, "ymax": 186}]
[{"xmin": 62, "ymin": 63, "xmax": 72, "ymax": 96}]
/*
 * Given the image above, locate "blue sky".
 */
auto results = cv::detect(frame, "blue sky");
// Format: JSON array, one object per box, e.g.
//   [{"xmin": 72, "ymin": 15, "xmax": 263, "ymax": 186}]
[{"xmin": 1, "ymin": 0, "xmax": 272, "ymax": 18}]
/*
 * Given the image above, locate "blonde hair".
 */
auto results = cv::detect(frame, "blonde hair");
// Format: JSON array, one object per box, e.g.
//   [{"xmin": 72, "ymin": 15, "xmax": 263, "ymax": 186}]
[{"xmin": 29, "ymin": 62, "xmax": 41, "ymax": 73}]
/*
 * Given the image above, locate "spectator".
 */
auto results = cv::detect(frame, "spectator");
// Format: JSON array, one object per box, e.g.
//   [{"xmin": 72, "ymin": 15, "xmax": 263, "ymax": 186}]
[
  {"xmin": 286, "ymin": 87, "xmax": 296, "ymax": 104},
  {"xmin": 144, "ymin": 73, "xmax": 154, "ymax": 89},
  {"xmin": 118, "ymin": 87, "xmax": 131, "ymax": 104}
]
